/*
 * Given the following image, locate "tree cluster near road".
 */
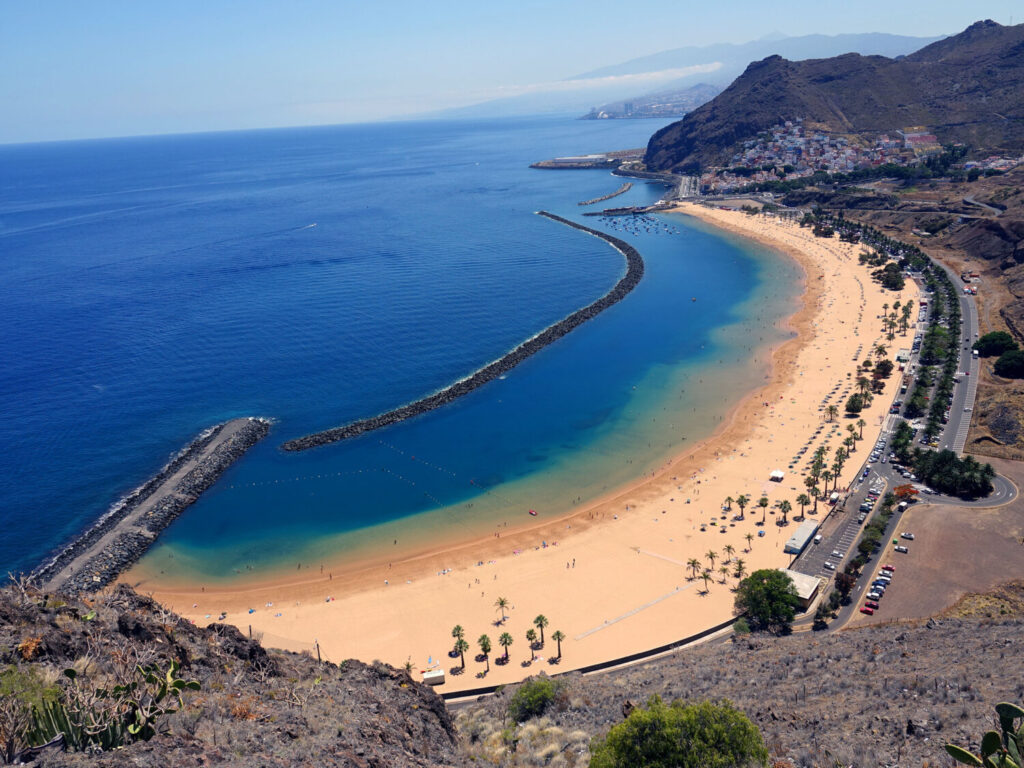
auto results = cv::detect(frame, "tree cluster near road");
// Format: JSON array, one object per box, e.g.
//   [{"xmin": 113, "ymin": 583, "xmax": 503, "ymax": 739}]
[
  {"xmin": 733, "ymin": 569, "xmax": 801, "ymax": 635},
  {"xmin": 974, "ymin": 331, "xmax": 1018, "ymax": 357}
]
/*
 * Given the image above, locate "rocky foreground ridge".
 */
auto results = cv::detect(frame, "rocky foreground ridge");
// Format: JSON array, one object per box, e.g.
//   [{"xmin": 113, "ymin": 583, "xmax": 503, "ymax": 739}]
[
  {"xmin": 645, "ymin": 20, "xmax": 1024, "ymax": 172},
  {"xmin": 1, "ymin": 581, "xmax": 1022, "ymax": 766}
]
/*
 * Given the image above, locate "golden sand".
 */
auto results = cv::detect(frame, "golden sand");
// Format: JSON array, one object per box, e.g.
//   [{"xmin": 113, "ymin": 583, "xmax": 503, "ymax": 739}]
[{"xmin": 138, "ymin": 206, "xmax": 916, "ymax": 692}]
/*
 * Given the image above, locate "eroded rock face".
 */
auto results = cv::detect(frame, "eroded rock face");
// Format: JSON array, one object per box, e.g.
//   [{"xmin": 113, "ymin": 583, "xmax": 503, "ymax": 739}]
[
  {"xmin": 946, "ymin": 218, "xmax": 1024, "ymax": 265},
  {"xmin": 1, "ymin": 584, "xmax": 462, "ymax": 768},
  {"xmin": 987, "ymin": 404, "xmax": 1023, "ymax": 445}
]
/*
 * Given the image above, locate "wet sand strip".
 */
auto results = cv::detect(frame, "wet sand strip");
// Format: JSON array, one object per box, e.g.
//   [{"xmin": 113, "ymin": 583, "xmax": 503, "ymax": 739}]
[
  {"xmin": 280, "ymin": 211, "xmax": 644, "ymax": 451},
  {"xmin": 33, "ymin": 417, "xmax": 270, "ymax": 594}
]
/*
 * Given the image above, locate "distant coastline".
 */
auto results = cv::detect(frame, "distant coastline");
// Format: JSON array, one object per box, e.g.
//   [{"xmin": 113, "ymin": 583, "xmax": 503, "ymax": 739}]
[{"xmin": 280, "ymin": 212, "xmax": 644, "ymax": 451}]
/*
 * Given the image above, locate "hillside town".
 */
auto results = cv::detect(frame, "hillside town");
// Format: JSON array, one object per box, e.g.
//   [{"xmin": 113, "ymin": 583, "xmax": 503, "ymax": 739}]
[{"xmin": 698, "ymin": 118, "xmax": 1022, "ymax": 194}]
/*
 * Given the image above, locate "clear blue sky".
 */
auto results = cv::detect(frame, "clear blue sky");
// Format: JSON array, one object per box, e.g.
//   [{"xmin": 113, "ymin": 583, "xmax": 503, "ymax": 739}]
[{"xmin": 1, "ymin": 0, "xmax": 1019, "ymax": 143}]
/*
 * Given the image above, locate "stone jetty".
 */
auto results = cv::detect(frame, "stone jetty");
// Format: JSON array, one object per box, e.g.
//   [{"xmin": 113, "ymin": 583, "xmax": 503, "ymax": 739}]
[
  {"xmin": 32, "ymin": 417, "xmax": 270, "ymax": 594},
  {"xmin": 578, "ymin": 182, "xmax": 632, "ymax": 206},
  {"xmin": 281, "ymin": 212, "xmax": 645, "ymax": 451}
]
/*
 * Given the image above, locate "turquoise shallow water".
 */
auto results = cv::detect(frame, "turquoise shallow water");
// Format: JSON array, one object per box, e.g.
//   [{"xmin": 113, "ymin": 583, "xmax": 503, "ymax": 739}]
[{"xmin": 0, "ymin": 116, "xmax": 800, "ymax": 580}]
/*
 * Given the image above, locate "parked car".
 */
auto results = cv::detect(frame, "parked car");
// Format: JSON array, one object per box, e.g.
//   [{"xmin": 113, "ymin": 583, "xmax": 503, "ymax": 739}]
[
  {"xmin": 867, "ymin": 591, "xmax": 883, "ymax": 601},
  {"xmin": 865, "ymin": 600, "xmax": 880, "ymax": 610},
  {"xmin": 894, "ymin": 545, "xmax": 909, "ymax": 553},
  {"xmin": 823, "ymin": 562, "xmax": 836, "ymax": 571},
  {"xmin": 881, "ymin": 564, "xmax": 895, "ymax": 572},
  {"xmin": 831, "ymin": 550, "xmax": 842, "ymax": 558},
  {"xmin": 900, "ymin": 532, "xmax": 915, "ymax": 540},
  {"xmin": 860, "ymin": 606, "xmax": 875, "ymax": 615}
]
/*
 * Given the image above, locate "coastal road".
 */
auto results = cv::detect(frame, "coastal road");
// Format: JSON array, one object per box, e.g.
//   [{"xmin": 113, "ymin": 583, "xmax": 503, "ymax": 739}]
[{"xmin": 788, "ymin": 271, "xmax": 1015, "ymax": 620}]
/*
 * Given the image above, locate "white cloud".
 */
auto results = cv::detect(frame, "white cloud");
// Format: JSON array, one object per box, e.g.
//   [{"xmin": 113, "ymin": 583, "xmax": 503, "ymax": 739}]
[{"xmin": 485, "ymin": 63, "xmax": 723, "ymax": 98}]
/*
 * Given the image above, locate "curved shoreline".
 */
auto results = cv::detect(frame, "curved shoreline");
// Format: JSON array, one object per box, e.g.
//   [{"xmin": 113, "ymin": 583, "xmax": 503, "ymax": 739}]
[
  {"xmin": 280, "ymin": 212, "xmax": 644, "ymax": 451},
  {"xmin": 34, "ymin": 417, "xmax": 271, "ymax": 593}
]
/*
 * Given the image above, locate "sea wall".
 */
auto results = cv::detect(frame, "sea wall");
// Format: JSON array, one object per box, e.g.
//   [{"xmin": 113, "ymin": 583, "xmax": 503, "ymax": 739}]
[
  {"xmin": 578, "ymin": 182, "xmax": 632, "ymax": 206},
  {"xmin": 33, "ymin": 417, "xmax": 270, "ymax": 593},
  {"xmin": 281, "ymin": 212, "xmax": 645, "ymax": 451}
]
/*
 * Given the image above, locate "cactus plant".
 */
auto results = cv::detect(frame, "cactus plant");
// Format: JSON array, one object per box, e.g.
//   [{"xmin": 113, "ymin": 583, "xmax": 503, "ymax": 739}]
[
  {"xmin": 25, "ymin": 660, "xmax": 200, "ymax": 752},
  {"xmin": 946, "ymin": 702, "xmax": 1024, "ymax": 768}
]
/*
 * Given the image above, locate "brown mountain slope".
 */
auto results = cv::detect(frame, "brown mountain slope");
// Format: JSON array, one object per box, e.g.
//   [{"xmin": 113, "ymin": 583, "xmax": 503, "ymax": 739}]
[{"xmin": 645, "ymin": 20, "xmax": 1024, "ymax": 173}]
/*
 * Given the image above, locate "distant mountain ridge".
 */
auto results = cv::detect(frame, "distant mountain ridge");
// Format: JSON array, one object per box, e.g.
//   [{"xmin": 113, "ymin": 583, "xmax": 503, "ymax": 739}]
[
  {"xmin": 427, "ymin": 31, "xmax": 941, "ymax": 120},
  {"xmin": 574, "ymin": 31, "xmax": 944, "ymax": 81},
  {"xmin": 645, "ymin": 20, "xmax": 1024, "ymax": 172}
]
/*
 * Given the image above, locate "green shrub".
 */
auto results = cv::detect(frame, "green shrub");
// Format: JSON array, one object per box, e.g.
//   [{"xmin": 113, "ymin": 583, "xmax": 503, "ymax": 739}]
[
  {"xmin": 733, "ymin": 570, "xmax": 801, "ymax": 635},
  {"xmin": 995, "ymin": 349, "xmax": 1024, "ymax": 378},
  {"xmin": 974, "ymin": 331, "xmax": 1019, "ymax": 357},
  {"xmin": 507, "ymin": 677, "xmax": 563, "ymax": 722},
  {"xmin": 590, "ymin": 696, "xmax": 768, "ymax": 768},
  {"xmin": 732, "ymin": 617, "xmax": 751, "ymax": 635}
]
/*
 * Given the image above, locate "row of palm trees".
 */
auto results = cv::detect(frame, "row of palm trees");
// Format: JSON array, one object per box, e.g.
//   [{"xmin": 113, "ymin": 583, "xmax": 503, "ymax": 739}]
[
  {"xmin": 881, "ymin": 300, "xmax": 915, "ymax": 339},
  {"xmin": 685, "ymin": 548, "xmax": 749, "ymax": 593},
  {"xmin": 449, "ymin": 608, "xmax": 566, "ymax": 675}
]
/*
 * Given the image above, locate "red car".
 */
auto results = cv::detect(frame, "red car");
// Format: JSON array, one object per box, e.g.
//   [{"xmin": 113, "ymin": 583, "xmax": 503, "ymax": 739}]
[
  {"xmin": 881, "ymin": 564, "xmax": 895, "ymax": 572},
  {"xmin": 865, "ymin": 600, "xmax": 880, "ymax": 610},
  {"xmin": 860, "ymin": 606, "xmax": 875, "ymax": 615}
]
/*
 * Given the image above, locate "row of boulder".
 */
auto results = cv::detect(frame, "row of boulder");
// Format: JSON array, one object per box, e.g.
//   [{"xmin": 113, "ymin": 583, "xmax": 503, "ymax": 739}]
[
  {"xmin": 281, "ymin": 212, "xmax": 644, "ymax": 451},
  {"xmin": 35, "ymin": 417, "xmax": 270, "ymax": 594}
]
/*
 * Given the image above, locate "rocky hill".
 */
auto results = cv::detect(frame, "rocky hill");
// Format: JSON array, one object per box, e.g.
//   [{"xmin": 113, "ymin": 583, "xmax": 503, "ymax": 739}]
[
  {"xmin": 2, "ymin": 581, "xmax": 1022, "ymax": 767},
  {"xmin": 645, "ymin": 20, "xmax": 1024, "ymax": 172},
  {"xmin": 0, "ymin": 583, "xmax": 460, "ymax": 767}
]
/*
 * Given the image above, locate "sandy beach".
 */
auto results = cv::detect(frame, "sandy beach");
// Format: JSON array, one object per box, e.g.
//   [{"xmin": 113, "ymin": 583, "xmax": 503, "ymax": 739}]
[{"xmin": 134, "ymin": 205, "xmax": 916, "ymax": 692}]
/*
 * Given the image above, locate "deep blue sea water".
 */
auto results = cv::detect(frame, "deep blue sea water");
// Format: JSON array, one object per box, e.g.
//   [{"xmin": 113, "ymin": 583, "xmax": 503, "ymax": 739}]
[{"xmin": 0, "ymin": 116, "xmax": 800, "ymax": 580}]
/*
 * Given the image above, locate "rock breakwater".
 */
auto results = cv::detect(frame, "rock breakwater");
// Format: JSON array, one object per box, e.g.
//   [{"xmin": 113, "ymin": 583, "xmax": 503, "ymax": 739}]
[
  {"xmin": 33, "ymin": 417, "xmax": 270, "ymax": 594},
  {"xmin": 578, "ymin": 182, "xmax": 632, "ymax": 206},
  {"xmin": 281, "ymin": 212, "xmax": 645, "ymax": 451}
]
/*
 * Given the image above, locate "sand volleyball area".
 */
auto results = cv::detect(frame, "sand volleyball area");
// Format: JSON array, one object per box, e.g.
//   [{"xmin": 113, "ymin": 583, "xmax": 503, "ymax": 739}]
[{"xmin": 136, "ymin": 205, "xmax": 916, "ymax": 693}]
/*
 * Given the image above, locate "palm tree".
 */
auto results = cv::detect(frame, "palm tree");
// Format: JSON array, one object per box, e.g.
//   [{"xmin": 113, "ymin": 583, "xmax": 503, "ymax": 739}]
[
  {"xmin": 719, "ymin": 564, "xmax": 730, "ymax": 583},
  {"xmin": 846, "ymin": 424, "xmax": 858, "ymax": 448},
  {"xmin": 733, "ymin": 559, "xmax": 747, "ymax": 581},
  {"xmin": 857, "ymin": 419, "xmax": 867, "ymax": 440},
  {"xmin": 844, "ymin": 435, "xmax": 856, "ymax": 455},
  {"xmin": 687, "ymin": 558, "xmax": 701, "ymax": 580},
  {"xmin": 701, "ymin": 569, "xmax": 712, "ymax": 593},
  {"xmin": 724, "ymin": 496, "xmax": 734, "ymax": 511},
  {"xmin": 825, "ymin": 404, "xmax": 839, "ymax": 422},
  {"xmin": 758, "ymin": 495, "xmax": 769, "ymax": 525},
  {"xmin": 705, "ymin": 550, "xmax": 718, "ymax": 570},
  {"xmin": 494, "ymin": 596, "xmax": 509, "ymax": 624},
  {"xmin": 745, "ymin": 532, "xmax": 754, "ymax": 552},
  {"xmin": 455, "ymin": 638, "xmax": 470, "ymax": 670},
  {"xmin": 796, "ymin": 493, "xmax": 810, "ymax": 520},
  {"xmin": 498, "ymin": 632, "xmax": 513, "ymax": 662},
  {"xmin": 723, "ymin": 544, "xmax": 735, "ymax": 563},
  {"xmin": 478, "ymin": 634, "xmax": 492, "ymax": 673},
  {"xmin": 533, "ymin": 614, "xmax": 548, "ymax": 646},
  {"xmin": 451, "ymin": 624, "xmax": 465, "ymax": 652},
  {"xmin": 736, "ymin": 494, "xmax": 749, "ymax": 519},
  {"xmin": 777, "ymin": 499, "xmax": 792, "ymax": 525},
  {"xmin": 875, "ymin": 344, "xmax": 888, "ymax": 359},
  {"xmin": 525, "ymin": 629, "xmax": 537, "ymax": 662},
  {"xmin": 856, "ymin": 376, "xmax": 871, "ymax": 398},
  {"xmin": 821, "ymin": 469, "xmax": 833, "ymax": 494},
  {"xmin": 551, "ymin": 630, "xmax": 565, "ymax": 660}
]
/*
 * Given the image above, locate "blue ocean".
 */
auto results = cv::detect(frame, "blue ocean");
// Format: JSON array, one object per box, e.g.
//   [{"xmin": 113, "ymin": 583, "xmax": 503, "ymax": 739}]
[{"xmin": 0, "ymin": 116, "xmax": 800, "ymax": 581}]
